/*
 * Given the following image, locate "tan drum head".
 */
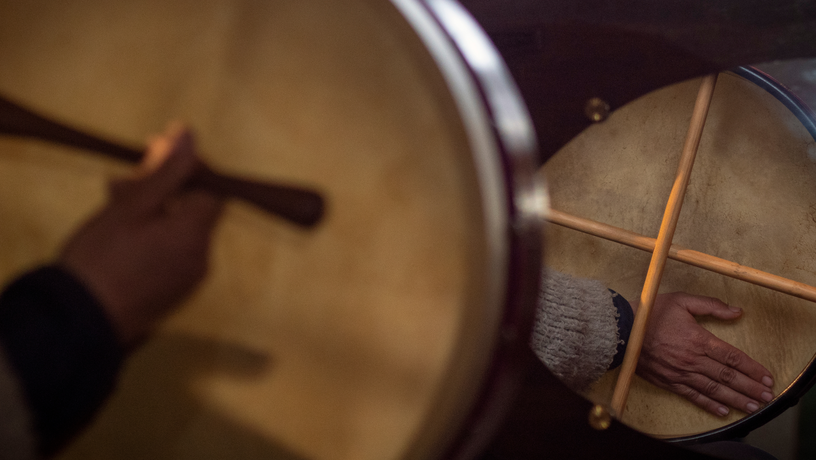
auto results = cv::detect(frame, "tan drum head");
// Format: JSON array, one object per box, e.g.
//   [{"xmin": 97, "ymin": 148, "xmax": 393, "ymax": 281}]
[
  {"xmin": 0, "ymin": 1, "xmax": 542, "ymax": 459},
  {"xmin": 543, "ymin": 71, "xmax": 816, "ymax": 440}
]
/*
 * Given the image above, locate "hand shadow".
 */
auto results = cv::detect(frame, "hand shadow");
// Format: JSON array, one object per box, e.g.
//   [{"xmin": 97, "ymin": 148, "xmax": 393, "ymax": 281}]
[{"xmin": 56, "ymin": 333, "xmax": 307, "ymax": 460}]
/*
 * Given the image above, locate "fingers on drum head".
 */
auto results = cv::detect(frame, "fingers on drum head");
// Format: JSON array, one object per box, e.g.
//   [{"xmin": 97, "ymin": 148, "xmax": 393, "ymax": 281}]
[{"xmin": 544, "ymin": 70, "xmax": 816, "ymax": 441}]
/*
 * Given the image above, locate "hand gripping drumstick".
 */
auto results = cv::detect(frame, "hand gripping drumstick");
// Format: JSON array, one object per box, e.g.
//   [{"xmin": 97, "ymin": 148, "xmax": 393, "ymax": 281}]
[
  {"xmin": 0, "ymin": 95, "xmax": 324, "ymax": 227},
  {"xmin": 547, "ymin": 208, "xmax": 816, "ymax": 304},
  {"xmin": 610, "ymin": 74, "xmax": 719, "ymax": 417}
]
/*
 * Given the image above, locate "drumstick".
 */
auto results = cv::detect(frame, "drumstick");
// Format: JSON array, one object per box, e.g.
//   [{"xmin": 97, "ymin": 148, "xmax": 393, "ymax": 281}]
[
  {"xmin": 0, "ymin": 95, "xmax": 324, "ymax": 227},
  {"xmin": 610, "ymin": 74, "xmax": 719, "ymax": 417},
  {"xmin": 548, "ymin": 208, "xmax": 816, "ymax": 303}
]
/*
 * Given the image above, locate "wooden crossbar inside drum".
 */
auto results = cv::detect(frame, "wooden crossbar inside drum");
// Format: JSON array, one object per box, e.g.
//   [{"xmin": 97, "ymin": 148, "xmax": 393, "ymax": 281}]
[{"xmin": 541, "ymin": 69, "xmax": 816, "ymax": 443}]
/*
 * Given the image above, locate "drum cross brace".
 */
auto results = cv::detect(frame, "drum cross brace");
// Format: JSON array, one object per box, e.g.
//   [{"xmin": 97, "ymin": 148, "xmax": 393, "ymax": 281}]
[
  {"xmin": 545, "ymin": 75, "xmax": 721, "ymax": 420},
  {"xmin": 547, "ymin": 71, "xmax": 816, "ymax": 429},
  {"xmin": 546, "ymin": 208, "xmax": 816, "ymax": 304}
]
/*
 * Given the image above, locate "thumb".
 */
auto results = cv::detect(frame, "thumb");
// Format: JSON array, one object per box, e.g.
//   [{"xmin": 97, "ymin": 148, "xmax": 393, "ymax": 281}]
[
  {"xmin": 113, "ymin": 123, "xmax": 199, "ymax": 216},
  {"xmin": 677, "ymin": 293, "xmax": 743, "ymax": 320}
]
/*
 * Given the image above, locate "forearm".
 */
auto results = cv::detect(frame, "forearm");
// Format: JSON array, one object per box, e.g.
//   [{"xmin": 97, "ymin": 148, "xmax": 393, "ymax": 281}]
[
  {"xmin": 0, "ymin": 266, "xmax": 124, "ymax": 457},
  {"xmin": 530, "ymin": 269, "xmax": 633, "ymax": 391}
]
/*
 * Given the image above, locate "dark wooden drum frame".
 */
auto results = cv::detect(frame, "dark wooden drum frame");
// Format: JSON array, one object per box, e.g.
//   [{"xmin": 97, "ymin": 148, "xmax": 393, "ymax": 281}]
[{"xmin": 403, "ymin": 1, "xmax": 545, "ymax": 458}]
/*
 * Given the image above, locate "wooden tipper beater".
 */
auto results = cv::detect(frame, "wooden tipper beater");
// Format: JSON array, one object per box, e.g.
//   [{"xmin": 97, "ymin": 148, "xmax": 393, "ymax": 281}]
[{"xmin": 546, "ymin": 73, "xmax": 816, "ymax": 419}]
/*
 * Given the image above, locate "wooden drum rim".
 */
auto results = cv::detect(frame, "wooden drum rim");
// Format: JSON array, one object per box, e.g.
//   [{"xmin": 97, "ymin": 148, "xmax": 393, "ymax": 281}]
[
  {"xmin": 0, "ymin": 1, "xmax": 543, "ymax": 456},
  {"xmin": 543, "ymin": 66, "xmax": 816, "ymax": 444},
  {"xmin": 399, "ymin": 1, "xmax": 545, "ymax": 457}
]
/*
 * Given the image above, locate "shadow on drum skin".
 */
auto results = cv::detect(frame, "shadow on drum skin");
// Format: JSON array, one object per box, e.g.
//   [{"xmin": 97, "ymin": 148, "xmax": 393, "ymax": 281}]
[{"xmin": 56, "ymin": 334, "xmax": 306, "ymax": 460}]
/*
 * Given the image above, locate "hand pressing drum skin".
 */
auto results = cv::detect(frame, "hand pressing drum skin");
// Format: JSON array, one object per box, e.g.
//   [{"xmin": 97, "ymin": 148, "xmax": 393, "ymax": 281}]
[
  {"xmin": 635, "ymin": 292, "xmax": 775, "ymax": 417},
  {"xmin": 58, "ymin": 123, "xmax": 223, "ymax": 347}
]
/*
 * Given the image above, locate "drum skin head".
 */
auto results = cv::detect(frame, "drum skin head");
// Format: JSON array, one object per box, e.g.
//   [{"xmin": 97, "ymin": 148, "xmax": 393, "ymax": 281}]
[
  {"xmin": 0, "ymin": 1, "xmax": 512, "ymax": 459},
  {"xmin": 543, "ymin": 71, "xmax": 816, "ymax": 440}
]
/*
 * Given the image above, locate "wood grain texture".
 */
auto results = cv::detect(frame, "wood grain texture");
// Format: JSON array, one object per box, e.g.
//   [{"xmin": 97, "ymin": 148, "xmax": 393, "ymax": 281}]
[
  {"xmin": 611, "ymin": 74, "xmax": 718, "ymax": 416},
  {"xmin": 548, "ymin": 208, "xmax": 816, "ymax": 303},
  {"xmin": 543, "ymin": 72, "xmax": 816, "ymax": 438}
]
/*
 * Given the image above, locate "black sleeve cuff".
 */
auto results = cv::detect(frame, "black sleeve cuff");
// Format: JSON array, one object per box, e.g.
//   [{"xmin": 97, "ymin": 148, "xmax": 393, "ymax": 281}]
[
  {"xmin": 0, "ymin": 266, "xmax": 124, "ymax": 456},
  {"xmin": 608, "ymin": 289, "xmax": 634, "ymax": 370}
]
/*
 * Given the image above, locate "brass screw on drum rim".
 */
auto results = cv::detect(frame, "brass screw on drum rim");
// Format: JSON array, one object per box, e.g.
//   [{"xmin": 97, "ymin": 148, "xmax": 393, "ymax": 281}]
[
  {"xmin": 588, "ymin": 404, "xmax": 613, "ymax": 430},
  {"xmin": 584, "ymin": 97, "xmax": 611, "ymax": 122}
]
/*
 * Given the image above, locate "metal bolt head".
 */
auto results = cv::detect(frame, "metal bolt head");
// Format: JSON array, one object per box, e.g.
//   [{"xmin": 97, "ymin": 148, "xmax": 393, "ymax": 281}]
[
  {"xmin": 588, "ymin": 404, "xmax": 612, "ymax": 430},
  {"xmin": 584, "ymin": 97, "xmax": 610, "ymax": 122}
]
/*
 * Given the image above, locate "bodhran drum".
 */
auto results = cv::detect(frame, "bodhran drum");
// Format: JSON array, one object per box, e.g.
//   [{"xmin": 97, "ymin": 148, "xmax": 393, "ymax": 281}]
[
  {"xmin": 543, "ymin": 68, "xmax": 816, "ymax": 442},
  {"xmin": 0, "ymin": 1, "xmax": 543, "ymax": 459}
]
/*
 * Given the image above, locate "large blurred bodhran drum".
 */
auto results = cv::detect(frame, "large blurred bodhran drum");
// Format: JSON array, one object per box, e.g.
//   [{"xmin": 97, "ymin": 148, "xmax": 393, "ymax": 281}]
[
  {"xmin": 543, "ymin": 69, "xmax": 816, "ymax": 442},
  {"xmin": 0, "ymin": 1, "xmax": 542, "ymax": 459}
]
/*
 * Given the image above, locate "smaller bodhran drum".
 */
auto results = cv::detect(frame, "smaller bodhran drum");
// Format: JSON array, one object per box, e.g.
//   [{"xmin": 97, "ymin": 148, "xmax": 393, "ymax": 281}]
[
  {"xmin": 543, "ymin": 69, "xmax": 816, "ymax": 442},
  {"xmin": 0, "ymin": 1, "xmax": 542, "ymax": 459}
]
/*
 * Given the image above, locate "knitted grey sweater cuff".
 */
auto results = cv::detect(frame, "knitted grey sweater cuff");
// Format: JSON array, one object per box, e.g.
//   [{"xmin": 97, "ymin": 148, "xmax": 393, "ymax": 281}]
[{"xmin": 529, "ymin": 269, "xmax": 620, "ymax": 392}]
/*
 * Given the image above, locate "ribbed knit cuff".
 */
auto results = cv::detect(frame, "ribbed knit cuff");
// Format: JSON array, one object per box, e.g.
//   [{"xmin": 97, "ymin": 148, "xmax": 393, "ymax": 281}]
[
  {"xmin": 531, "ymin": 269, "xmax": 619, "ymax": 391},
  {"xmin": 608, "ymin": 290, "xmax": 633, "ymax": 369},
  {"xmin": 0, "ymin": 266, "xmax": 124, "ymax": 456}
]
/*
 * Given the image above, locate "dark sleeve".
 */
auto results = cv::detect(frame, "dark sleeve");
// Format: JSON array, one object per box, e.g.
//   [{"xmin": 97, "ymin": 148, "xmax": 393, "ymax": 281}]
[
  {"xmin": 0, "ymin": 266, "xmax": 125, "ymax": 456},
  {"xmin": 608, "ymin": 289, "xmax": 634, "ymax": 370}
]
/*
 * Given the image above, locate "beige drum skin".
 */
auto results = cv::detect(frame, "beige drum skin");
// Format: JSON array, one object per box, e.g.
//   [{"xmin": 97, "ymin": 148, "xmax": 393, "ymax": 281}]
[
  {"xmin": 543, "ymin": 72, "xmax": 816, "ymax": 439},
  {"xmin": 0, "ymin": 1, "xmax": 537, "ymax": 459}
]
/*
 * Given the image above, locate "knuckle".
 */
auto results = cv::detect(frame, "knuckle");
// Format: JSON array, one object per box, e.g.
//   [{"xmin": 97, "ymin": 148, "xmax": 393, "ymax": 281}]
[
  {"xmin": 678, "ymin": 354, "xmax": 699, "ymax": 369},
  {"xmin": 719, "ymin": 367, "xmax": 737, "ymax": 384},
  {"xmin": 675, "ymin": 370, "xmax": 694, "ymax": 384},
  {"xmin": 704, "ymin": 297, "xmax": 720, "ymax": 309},
  {"xmin": 678, "ymin": 386, "xmax": 701, "ymax": 402},
  {"xmin": 724, "ymin": 350, "xmax": 742, "ymax": 368},
  {"xmin": 703, "ymin": 380, "xmax": 721, "ymax": 396}
]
